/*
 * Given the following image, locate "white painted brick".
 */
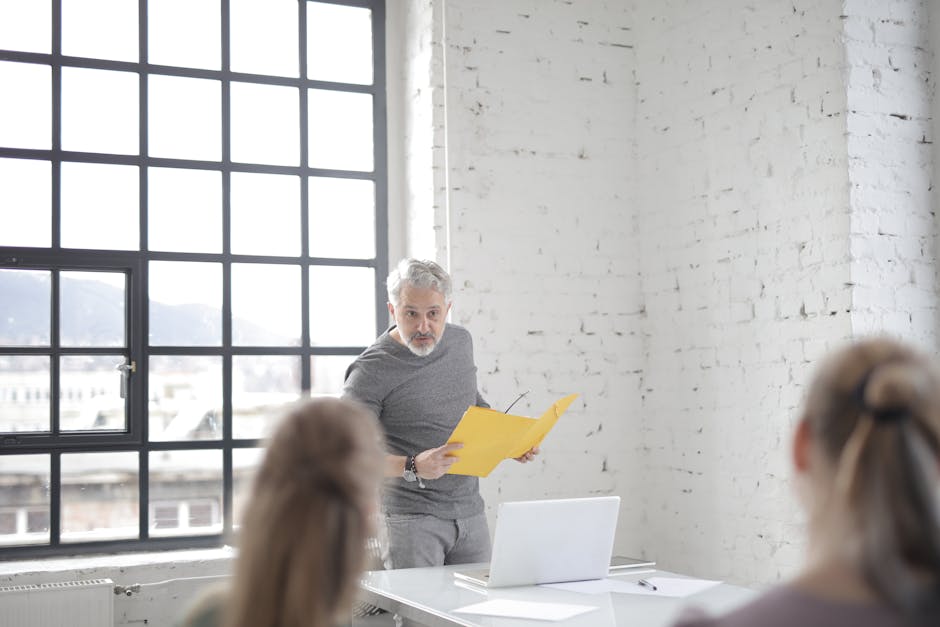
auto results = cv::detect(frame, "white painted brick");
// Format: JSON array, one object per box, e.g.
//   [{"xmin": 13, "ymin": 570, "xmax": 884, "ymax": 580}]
[{"xmin": 396, "ymin": 0, "xmax": 938, "ymax": 592}]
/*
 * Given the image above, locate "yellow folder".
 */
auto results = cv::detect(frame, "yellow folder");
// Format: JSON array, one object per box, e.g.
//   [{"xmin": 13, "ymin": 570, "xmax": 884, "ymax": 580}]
[{"xmin": 445, "ymin": 393, "xmax": 579, "ymax": 477}]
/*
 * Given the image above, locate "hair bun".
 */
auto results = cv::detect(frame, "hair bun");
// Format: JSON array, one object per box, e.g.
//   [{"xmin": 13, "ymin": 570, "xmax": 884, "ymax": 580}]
[{"xmin": 856, "ymin": 362, "xmax": 929, "ymax": 424}]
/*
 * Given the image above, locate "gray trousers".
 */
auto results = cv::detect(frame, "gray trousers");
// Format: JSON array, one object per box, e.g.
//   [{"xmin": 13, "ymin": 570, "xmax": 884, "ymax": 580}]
[{"xmin": 384, "ymin": 511, "xmax": 491, "ymax": 569}]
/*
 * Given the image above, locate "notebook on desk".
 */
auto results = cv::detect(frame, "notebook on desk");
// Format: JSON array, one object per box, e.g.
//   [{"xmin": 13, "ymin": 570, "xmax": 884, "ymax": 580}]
[{"xmin": 453, "ymin": 496, "xmax": 621, "ymax": 588}]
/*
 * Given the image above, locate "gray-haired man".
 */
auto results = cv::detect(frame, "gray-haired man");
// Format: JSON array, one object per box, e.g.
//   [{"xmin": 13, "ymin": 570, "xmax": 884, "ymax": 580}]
[{"xmin": 343, "ymin": 258, "xmax": 537, "ymax": 569}]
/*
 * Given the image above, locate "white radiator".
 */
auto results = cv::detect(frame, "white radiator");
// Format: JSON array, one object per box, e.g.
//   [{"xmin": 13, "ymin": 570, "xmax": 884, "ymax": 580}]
[{"xmin": 0, "ymin": 578, "xmax": 114, "ymax": 627}]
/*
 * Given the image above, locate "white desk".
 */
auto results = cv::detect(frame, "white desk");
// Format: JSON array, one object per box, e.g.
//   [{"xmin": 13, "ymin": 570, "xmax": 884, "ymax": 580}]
[{"xmin": 359, "ymin": 564, "xmax": 756, "ymax": 627}]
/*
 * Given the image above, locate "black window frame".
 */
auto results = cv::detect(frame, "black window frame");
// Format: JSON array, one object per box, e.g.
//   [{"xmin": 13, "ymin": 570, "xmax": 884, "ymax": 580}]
[{"xmin": 0, "ymin": 0, "xmax": 387, "ymax": 559}]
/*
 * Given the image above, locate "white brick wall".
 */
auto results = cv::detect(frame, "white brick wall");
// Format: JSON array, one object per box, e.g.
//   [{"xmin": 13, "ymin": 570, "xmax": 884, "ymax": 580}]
[
  {"xmin": 436, "ymin": 0, "xmax": 645, "ymax": 557},
  {"xmin": 394, "ymin": 0, "xmax": 939, "ymax": 588},
  {"xmin": 845, "ymin": 0, "xmax": 937, "ymax": 343},
  {"xmin": 632, "ymin": 0, "xmax": 854, "ymax": 584}
]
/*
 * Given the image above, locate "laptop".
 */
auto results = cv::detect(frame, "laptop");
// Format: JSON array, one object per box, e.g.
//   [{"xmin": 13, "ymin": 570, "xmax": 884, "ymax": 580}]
[{"xmin": 454, "ymin": 496, "xmax": 620, "ymax": 588}]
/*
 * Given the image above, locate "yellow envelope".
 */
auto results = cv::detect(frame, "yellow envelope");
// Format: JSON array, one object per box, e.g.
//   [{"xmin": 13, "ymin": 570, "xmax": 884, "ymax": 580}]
[{"xmin": 445, "ymin": 394, "xmax": 579, "ymax": 477}]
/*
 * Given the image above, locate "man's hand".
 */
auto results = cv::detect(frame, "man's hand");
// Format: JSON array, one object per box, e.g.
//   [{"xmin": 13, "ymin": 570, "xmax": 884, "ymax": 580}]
[
  {"xmin": 415, "ymin": 442, "xmax": 463, "ymax": 479},
  {"xmin": 513, "ymin": 445, "xmax": 540, "ymax": 463}
]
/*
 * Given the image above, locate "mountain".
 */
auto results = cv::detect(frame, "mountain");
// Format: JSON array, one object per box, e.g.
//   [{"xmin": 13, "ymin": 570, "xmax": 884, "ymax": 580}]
[{"xmin": 0, "ymin": 270, "xmax": 291, "ymax": 353}]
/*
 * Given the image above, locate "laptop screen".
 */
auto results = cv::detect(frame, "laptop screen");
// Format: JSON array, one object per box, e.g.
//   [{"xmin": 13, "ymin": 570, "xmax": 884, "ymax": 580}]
[{"xmin": 457, "ymin": 496, "xmax": 620, "ymax": 588}]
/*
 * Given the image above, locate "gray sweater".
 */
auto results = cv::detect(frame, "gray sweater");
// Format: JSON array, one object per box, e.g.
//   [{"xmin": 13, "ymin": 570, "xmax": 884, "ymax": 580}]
[{"xmin": 343, "ymin": 323, "xmax": 488, "ymax": 519}]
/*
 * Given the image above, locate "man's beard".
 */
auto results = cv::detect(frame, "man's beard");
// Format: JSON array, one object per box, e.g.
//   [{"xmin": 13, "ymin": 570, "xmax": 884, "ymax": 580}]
[{"xmin": 405, "ymin": 332, "xmax": 438, "ymax": 357}]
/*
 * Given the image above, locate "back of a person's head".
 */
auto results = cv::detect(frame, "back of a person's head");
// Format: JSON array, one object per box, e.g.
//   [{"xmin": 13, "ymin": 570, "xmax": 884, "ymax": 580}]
[
  {"xmin": 225, "ymin": 397, "xmax": 384, "ymax": 627},
  {"xmin": 803, "ymin": 337, "xmax": 940, "ymax": 617}
]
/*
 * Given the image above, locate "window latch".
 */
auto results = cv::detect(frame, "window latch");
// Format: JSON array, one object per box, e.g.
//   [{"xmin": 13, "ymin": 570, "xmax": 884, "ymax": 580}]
[{"xmin": 116, "ymin": 360, "xmax": 136, "ymax": 399}]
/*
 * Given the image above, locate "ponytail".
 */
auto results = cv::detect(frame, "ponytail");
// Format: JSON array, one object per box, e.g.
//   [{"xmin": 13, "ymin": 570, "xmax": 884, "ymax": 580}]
[{"xmin": 827, "ymin": 357, "xmax": 940, "ymax": 617}]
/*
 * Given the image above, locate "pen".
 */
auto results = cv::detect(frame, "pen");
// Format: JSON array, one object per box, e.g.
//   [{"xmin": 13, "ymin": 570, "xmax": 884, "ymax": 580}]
[
  {"xmin": 637, "ymin": 578, "xmax": 658, "ymax": 591},
  {"xmin": 504, "ymin": 391, "xmax": 529, "ymax": 413}
]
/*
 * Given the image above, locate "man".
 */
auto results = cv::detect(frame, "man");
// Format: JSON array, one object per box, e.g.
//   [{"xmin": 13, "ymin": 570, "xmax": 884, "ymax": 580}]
[{"xmin": 343, "ymin": 258, "xmax": 537, "ymax": 569}]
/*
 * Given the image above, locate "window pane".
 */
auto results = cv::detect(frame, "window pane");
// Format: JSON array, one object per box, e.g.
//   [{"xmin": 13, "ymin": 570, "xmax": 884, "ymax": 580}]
[
  {"xmin": 62, "ymin": 0, "xmax": 138, "ymax": 62},
  {"xmin": 149, "ymin": 261, "xmax": 222, "ymax": 347},
  {"xmin": 60, "ymin": 162, "xmax": 139, "ymax": 250},
  {"xmin": 308, "ymin": 177, "xmax": 375, "ymax": 259},
  {"xmin": 62, "ymin": 67, "xmax": 139, "ymax": 155},
  {"xmin": 148, "ymin": 75, "xmax": 221, "ymax": 161},
  {"xmin": 0, "ymin": 61, "xmax": 51, "ymax": 150},
  {"xmin": 0, "ymin": 269, "xmax": 50, "ymax": 346},
  {"xmin": 308, "ymin": 89, "xmax": 373, "ymax": 171},
  {"xmin": 311, "ymin": 355, "xmax": 354, "ymax": 397},
  {"xmin": 233, "ymin": 355, "xmax": 300, "ymax": 439},
  {"xmin": 0, "ymin": 511, "xmax": 14, "ymax": 534},
  {"xmin": 0, "ymin": 1, "xmax": 50, "ymax": 53},
  {"xmin": 307, "ymin": 3, "xmax": 372, "ymax": 85},
  {"xmin": 149, "ymin": 450, "xmax": 222, "ymax": 537},
  {"xmin": 231, "ymin": 82, "xmax": 299, "ymax": 166},
  {"xmin": 230, "ymin": 0, "xmax": 298, "ymax": 77},
  {"xmin": 60, "ymin": 271, "xmax": 126, "ymax": 348},
  {"xmin": 61, "ymin": 452, "xmax": 138, "ymax": 543},
  {"xmin": 148, "ymin": 0, "xmax": 221, "ymax": 70},
  {"xmin": 232, "ymin": 448, "xmax": 262, "ymax": 528},
  {"xmin": 26, "ymin": 509, "xmax": 50, "ymax": 533},
  {"xmin": 309, "ymin": 266, "xmax": 376, "ymax": 346},
  {"xmin": 0, "ymin": 356, "xmax": 50, "ymax": 433},
  {"xmin": 149, "ymin": 355, "xmax": 222, "ymax": 441},
  {"xmin": 231, "ymin": 172, "xmax": 300, "ymax": 256},
  {"xmin": 60, "ymin": 355, "xmax": 126, "ymax": 432},
  {"xmin": 0, "ymin": 455, "xmax": 50, "ymax": 547},
  {"xmin": 232, "ymin": 264, "xmax": 301, "ymax": 346},
  {"xmin": 0, "ymin": 158, "xmax": 51, "ymax": 247},
  {"xmin": 148, "ymin": 168, "xmax": 222, "ymax": 253}
]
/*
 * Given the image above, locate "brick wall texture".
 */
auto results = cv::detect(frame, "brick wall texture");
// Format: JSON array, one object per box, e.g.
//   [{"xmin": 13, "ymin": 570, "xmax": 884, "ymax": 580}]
[{"xmin": 397, "ymin": 0, "xmax": 938, "ymax": 586}]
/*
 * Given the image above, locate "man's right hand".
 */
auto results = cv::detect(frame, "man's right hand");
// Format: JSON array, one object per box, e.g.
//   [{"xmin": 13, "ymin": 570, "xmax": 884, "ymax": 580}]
[{"xmin": 414, "ymin": 442, "xmax": 463, "ymax": 479}]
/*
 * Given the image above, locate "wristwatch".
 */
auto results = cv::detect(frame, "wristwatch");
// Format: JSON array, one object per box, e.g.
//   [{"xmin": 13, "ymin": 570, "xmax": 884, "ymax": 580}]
[{"xmin": 403, "ymin": 455, "xmax": 418, "ymax": 482}]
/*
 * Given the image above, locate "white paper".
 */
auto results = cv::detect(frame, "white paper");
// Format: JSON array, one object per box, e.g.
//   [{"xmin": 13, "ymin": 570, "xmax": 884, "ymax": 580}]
[
  {"xmin": 540, "ymin": 571, "xmax": 657, "ymax": 595},
  {"xmin": 453, "ymin": 599, "xmax": 598, "ymax": 621},
  {"xmin": 540, "ymin": 579, "xmax": 624, "ymax": 594},
  {"xmin": 610, "ymin": 576, "xmax": 722, "ymax": 597}
]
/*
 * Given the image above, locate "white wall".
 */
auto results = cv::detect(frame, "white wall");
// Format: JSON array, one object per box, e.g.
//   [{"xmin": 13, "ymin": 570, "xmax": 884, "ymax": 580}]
[
  {"xmin": 412, "ymin": 0, "xmax": 938, "ymax": 587},
  {"xmin": 632, "ymin": 0, "xmax": 853, "ymax": 584},
  {"xmin": 0, "ymin": 549, "xmax": 232, "ymax": 627},
  {"xmin": 423, "ymin": 0, "xmax": 646, "ymax": 558},
  {"xmin": 845, "ymin": 0, "xmax": 937, "ymax": 341},
  {"xmin": 933, "ymin": 0, "xmax": 940, "ymax": 278}
]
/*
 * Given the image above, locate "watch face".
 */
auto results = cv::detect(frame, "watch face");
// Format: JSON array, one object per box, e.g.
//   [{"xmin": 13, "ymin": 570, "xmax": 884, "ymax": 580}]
[{"xmin": 403, "ymin": 455, "xmax": 417, "ymax": 482}]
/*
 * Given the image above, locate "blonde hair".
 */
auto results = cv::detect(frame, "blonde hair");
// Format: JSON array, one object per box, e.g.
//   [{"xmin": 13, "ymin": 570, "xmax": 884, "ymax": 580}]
[
  {"xmin": 223, "ymin": 397, "xmax": 384, "ymax": 627},
  {"xmin": 804, "ymin": 338, "xmax": 940, "ymax": 615}
]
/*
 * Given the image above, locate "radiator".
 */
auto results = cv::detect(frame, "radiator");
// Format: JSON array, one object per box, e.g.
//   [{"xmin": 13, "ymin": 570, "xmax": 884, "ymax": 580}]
[{"xmin": 0, "ymin": 578, "xmax": 114, "ymax": 627}]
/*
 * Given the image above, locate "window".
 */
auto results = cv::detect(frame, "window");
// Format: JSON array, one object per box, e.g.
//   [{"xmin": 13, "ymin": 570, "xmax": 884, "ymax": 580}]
[{"xmin": 0, "ymin": 0, "xmax": 387, "ymax": 557}]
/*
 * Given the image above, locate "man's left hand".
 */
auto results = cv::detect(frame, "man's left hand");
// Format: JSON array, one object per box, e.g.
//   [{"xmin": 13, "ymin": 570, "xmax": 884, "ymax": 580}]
[{"xmin": 513, "ymin": 446, "xmax": 540, "ymax": 463}]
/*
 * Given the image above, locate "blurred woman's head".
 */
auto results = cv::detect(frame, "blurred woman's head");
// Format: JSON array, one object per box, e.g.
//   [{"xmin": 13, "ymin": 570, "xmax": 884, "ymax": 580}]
[
  {"xmin": 226, "ymin": 397, "xmax": 384, "ymax": 627},
  {"xmin": 794, "ymin": 337, "xmax": 940, "ymax": 615}
]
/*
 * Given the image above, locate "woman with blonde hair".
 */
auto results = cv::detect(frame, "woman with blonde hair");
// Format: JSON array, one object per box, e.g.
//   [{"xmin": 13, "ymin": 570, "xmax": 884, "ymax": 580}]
[
  {"xmin": 677, "ymin": 337, "xmax": 940, "ymax": 627},
  {"xmin": 182, "ymin": 397, "xmax": 385, "ymax": 627}
]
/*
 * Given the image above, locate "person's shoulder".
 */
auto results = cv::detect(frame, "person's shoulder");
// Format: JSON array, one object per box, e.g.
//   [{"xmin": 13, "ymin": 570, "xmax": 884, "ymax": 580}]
[
  {"xmin": 672, "ymin": 585, "xmax": 891, "ymax": 627},
  {"xmin": 445, "ymin": 323, "xmax": 473, "ymax": 341},
  {"xmin": 178, "ymin": 584, "xmax": 228, "ymax": 627},
  {"xmin": 672, "ymin": 606, "xmax": 719, "ymax": 627},
  {"xmin": 348, "ymin": 331, "xmax": 398, "ymax": 365},
  {"xmin": 672, "ymin": 586, "xmax": 794, "ymax": 627}
]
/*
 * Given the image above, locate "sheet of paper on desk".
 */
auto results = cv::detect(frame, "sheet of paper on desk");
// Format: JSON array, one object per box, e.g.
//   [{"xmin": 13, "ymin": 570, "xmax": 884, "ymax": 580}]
[
  {"xmin": 618, "ymin": 577, "xmax": 722, "ymax": 597},
  {"xmin": 453, "ymin": 599, "xmax": 598, "ymax": 621},
  {"xmin": 539, "ymin": 571, "xmax": 656, "ymax": 595},
  {"xmin": 542, "ymin": 577, "xmax": 721, "ymax": 598}
]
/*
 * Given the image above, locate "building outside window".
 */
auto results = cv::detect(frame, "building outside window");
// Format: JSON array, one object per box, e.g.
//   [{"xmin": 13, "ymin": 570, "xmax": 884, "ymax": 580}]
[{"xmin": 0, "ymin": 0, "xmax": 387, "ymax": 557}]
